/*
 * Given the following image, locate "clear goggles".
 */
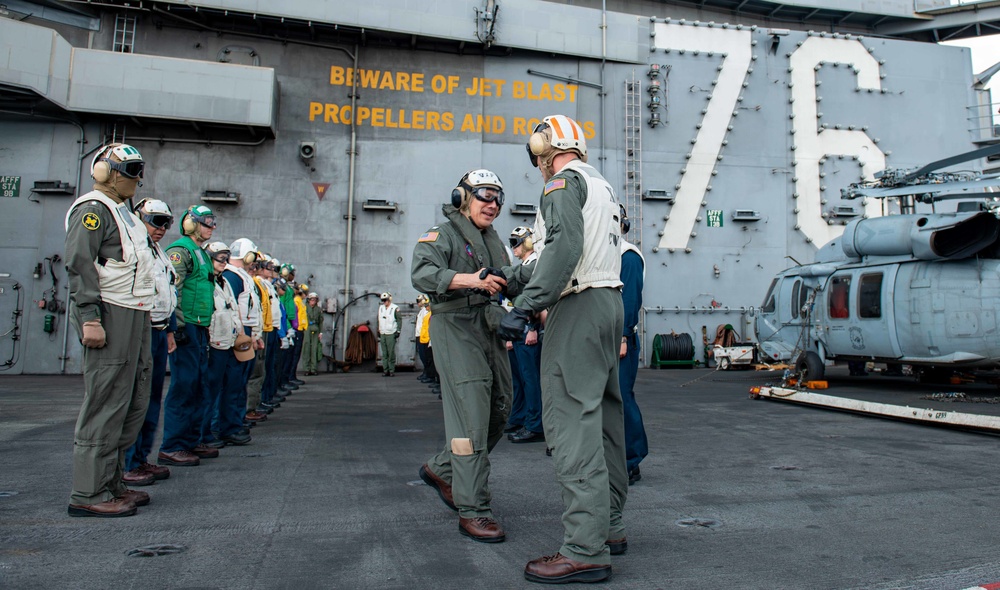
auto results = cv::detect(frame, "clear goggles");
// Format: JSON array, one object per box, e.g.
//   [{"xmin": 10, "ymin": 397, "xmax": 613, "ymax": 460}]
[
  {"xmin": 104, "ymin": 158, "xmax": 145, "ymax": 179},
  {"xmin": 142, "ymin": 213, "xmax": 172, "ymax": 230},
  {"xmin": 471, "ymin": 186, "xmax": 504, "ymax": 206},
  {"xmin": 194, "ymin": 214, "xmax": 217, "ymax": 229},
  {"xmin": 210, "ymin": 251, "xmax": 230, "ymax": 263}
]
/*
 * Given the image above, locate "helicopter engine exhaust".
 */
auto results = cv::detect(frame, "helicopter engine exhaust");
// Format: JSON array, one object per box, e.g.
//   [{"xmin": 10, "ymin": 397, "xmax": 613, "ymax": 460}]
[{"xmin": 841, "ymin": 212, "xmax": 999, "ymax": 261}]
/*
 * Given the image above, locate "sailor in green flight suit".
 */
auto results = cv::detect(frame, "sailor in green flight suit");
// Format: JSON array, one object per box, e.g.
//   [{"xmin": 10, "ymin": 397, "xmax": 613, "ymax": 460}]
[
  {"xmin": 303, "ymin": 292, "xmax": 324, "ymax": 375},
  {"xmin": 499, "ymin": 115, "xmax": 628, "ymax": 584},
  {"xmin": 65, "ymin": 143, "xmax": 154, "ymax": 517},
  {"xmin": 157, "ymin": 204, "xmax": 219, "ymax": 467},
  {"xmin": 411, "ymin": 169, "xmax": 531, "ymax": 544}
]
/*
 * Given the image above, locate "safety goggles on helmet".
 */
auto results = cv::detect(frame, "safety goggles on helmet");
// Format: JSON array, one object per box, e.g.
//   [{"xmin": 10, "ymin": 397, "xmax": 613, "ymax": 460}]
[
  {"xmin": 204, "ymin": 241, "xmax": 230, "ymax": 263},
  {"xmin": 187, "ymin": 205, "xmax": 217, "ymax": 230},
  {"xmin": 471, "ymin": 186, "xmax": 504, "ymax": 206},
  {"xmin": 103, "ymin": 158, "xmax": 145, "ymax": 179},
  {"xmin": 94, "ymin": 144, "xmax": 145, "ymax": 179},
  {"xmin": 142, "ymin": 214, "xmax": 173, "ymax": 230},
  {"xmin": 509, "ymin": 226, "xmax": 532, "ymax": 248}
]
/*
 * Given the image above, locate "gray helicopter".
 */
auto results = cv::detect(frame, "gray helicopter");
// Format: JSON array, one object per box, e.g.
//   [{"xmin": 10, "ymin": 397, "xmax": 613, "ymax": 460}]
[{"xmin": 755, "ymin": 146, "xmax": 1000, "ymax": 382}]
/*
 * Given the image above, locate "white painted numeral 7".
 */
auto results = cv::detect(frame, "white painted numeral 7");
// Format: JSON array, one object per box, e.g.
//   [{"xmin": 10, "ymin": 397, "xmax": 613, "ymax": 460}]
[{"xmin": 653, "ymin": 23, "xmax": 751, "ymax": 251}]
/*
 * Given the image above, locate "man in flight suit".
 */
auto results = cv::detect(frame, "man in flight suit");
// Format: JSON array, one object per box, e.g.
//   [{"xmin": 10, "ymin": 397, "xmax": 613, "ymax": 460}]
[
  {"xmin": 499, "ymin": 115, "xmax": 628, "ymax": 583},
  {"xmin": 618, "ymin": 205, "xmax": 649, "ymax": 485},
  {"xmin": 303, "ymin": 292, "xmax": 324, "ymax": 376},
  {"xmin": 411, "ymin": 169, "xmax": 525, "ymax": 543},
  {"xmin": 65, "ymin": 143, "xmax": 155, "ymax": 517},
  {"xmin": 505, "ymin": 227, "xmax": 545, "ymax": 445},
  {"xmin": 377, "ymin": 293, "xmax": 401, "ymax": 376},
  {"xmin": 123, "ymin": 198, "xmax": 176, "ymax": 487},
  {"xmin": 157, "ymin": 204, "xmax": 218, "ymax": 467}
]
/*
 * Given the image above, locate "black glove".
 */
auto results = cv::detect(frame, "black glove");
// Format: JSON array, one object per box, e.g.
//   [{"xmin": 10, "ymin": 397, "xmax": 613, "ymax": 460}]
[
  {"xmin": 173, "ymin": 328, "xmax": 189, "ymax": 347},
  {"xmin": 479, "ymin": 267, "xmax": 508, "ymax": 296},
  {"xmin": 479, "ymin": 267, "xmax": 505, "ymax": 280},
  {"xmin": 394, "ymin": 332, "xmax": 400, "ymax": 339},
  {"xmin": 498, "ymin": 307, "xmax": 532, "ymax": 341}
]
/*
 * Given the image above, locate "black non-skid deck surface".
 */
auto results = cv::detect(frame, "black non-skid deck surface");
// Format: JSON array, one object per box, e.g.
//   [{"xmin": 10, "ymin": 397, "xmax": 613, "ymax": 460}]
[{"xmin": 3, "ymin": 367, "xmax": 1000, "ymax": 589}]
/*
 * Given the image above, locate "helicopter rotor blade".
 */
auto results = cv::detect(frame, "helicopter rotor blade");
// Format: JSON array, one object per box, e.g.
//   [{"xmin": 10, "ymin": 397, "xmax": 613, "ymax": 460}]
[{"xmin": 902, "ymin": 143, "xmax": 1000, "ymax": 183}]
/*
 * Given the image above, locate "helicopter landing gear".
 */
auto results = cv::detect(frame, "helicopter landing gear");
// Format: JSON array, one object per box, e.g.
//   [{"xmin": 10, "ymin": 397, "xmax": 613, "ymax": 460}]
[{"xmin": 795, "ymin": 351, "xmax": 825, "ymax": 382}]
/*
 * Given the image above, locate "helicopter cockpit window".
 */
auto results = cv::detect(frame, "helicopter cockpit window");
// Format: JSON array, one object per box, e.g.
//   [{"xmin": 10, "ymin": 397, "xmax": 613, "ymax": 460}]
[
  {"xmin": 859, "ymin": 273, "xmax": 883, "ymax": 319},
  {"xmin": 829, "ymin": 276, "xmax": 850, "ymax": 319},
  {"xmin": 761, "ymin": 278, "xmax": 777, "ymax": 313},
  {"xmin": 791, "ymin": 280, "xmax": 801, "ymax": 319}
]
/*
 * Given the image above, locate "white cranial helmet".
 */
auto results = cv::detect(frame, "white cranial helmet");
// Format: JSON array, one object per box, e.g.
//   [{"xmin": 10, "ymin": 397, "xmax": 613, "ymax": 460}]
[
  {"xmin": 527, "ymin": 115, "xmax": 587, "ymax": 166},
  {"xmin": 91, "ymin": 143, "xmax": 145, "ymax": 179},
  {"xmin": 205, "ymin": 241, "xmax": 231, "ymax": 262},
  {"xmin": 137, "ymin": 199, "xmax": 171, "ymax": 216},
  {"xmin": 465, "ymin": 169, "xmax": 503, "ymax": 191},
  {"xmin": 229, "ymin": 238, "xmax": 258, "ymax": 265}
]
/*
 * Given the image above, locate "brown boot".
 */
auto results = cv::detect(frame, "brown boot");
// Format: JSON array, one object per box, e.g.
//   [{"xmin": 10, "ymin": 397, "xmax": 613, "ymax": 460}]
[
  {"xmin": 524, "ymin": 553, "xmax": 611, "ymax": 584},
  {"xmin": 458, "ymin": 517, "xmax": 505, "ymax": 543},
  {"xmin": 118, "ymin": 489, "xmax": 150, "ymax": 507},
  {"xmin": 122, "ymin": 467, "xmax": 155, "ymax": 487},
  {"xmin": 245, "ymin": 410, "xmax": 268, "ymax": 422},
  {"xmin": 139, "ymin": 462, "xmax": 170, "ymax": 480},
  {"xmin": 418, "ymin": 464, "xmax": 456, "ymax": 511},
  {"xmin": 191, "ymin": 444, "xmax": 220, "ymax": 459},
  {"xmin": 157, "ymin": 450, "xmax": 200, "ymax": 466},
  {"xmin": 68, "ymin": 497, "xmax": 137, "ymax": 518}
]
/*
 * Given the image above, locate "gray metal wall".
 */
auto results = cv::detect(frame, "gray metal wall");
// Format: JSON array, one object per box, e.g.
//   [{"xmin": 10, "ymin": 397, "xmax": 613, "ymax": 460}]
[{"xmin": 0, "ymin": 6, "xmax": 979, "ymax": 373}]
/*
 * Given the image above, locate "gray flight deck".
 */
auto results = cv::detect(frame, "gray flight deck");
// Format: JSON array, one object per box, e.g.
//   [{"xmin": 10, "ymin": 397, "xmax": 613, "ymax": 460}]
[{"xmin": 3, "ymin": 367, "xmax": 1000, "ymax": 589}]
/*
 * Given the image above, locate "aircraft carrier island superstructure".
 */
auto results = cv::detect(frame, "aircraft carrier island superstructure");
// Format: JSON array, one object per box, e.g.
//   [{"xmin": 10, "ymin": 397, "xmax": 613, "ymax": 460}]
[{"xmin": 1, "ymin": 0, "xmax": 997, "ymax": 374}]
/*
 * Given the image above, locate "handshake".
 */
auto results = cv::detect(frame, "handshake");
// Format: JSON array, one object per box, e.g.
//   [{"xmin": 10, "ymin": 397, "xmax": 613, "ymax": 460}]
[{"xmin": 469, "ymin": 267, "xmax": 507, "ymax": 297}]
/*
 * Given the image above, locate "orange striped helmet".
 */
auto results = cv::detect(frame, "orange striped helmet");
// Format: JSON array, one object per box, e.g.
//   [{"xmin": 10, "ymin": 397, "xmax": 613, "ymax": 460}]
[{"xmin": 527, "ymin": 114, "xmax": 587, "ymax": 166}]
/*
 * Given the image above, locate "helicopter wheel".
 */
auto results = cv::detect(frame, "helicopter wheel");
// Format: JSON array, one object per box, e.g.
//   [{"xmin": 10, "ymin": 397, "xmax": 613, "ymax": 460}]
[{"xmin": 795, "ymin": 351, "xmax": 825, "ymax": 382}]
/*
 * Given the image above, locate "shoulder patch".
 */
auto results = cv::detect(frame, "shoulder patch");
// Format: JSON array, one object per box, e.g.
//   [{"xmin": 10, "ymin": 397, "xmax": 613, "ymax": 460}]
[
  {"xmin": 418, "ymin": 231, "xmax": 439, "ymax": 243},
  {"xmin": 168, "ymin": 252, "xmax": 182, "ymax": 264},
  {"xmin": 543, "ymin": 178, "xmax": 567, "ymax": 195},
  {"xmin": 82, "ymin": 212, "xmax": 101, "ymax": 231}
]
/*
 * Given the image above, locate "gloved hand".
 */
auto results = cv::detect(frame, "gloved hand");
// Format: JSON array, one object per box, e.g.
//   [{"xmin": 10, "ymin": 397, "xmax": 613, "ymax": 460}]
[
  {"xmin": 173, "ymin": 328, "xmax": 189, "ymax": 347},
  {"xmin": 498, "ymin": 308, "xmax": 533, "ymax": 341},
  {"xmin": 81, "ymin": 320, "xmax": 106, "ymax": 348},
  {"xmin": 479, "ymin": 267, "xmax": 508, "ymax": 296},
  {"xmin": 394, "ymin": 332, "xmax": 400, "ymax": 339},
  {"xmin": 280, "ymin": 335, "xmax": 291, "ymax": 349}
]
